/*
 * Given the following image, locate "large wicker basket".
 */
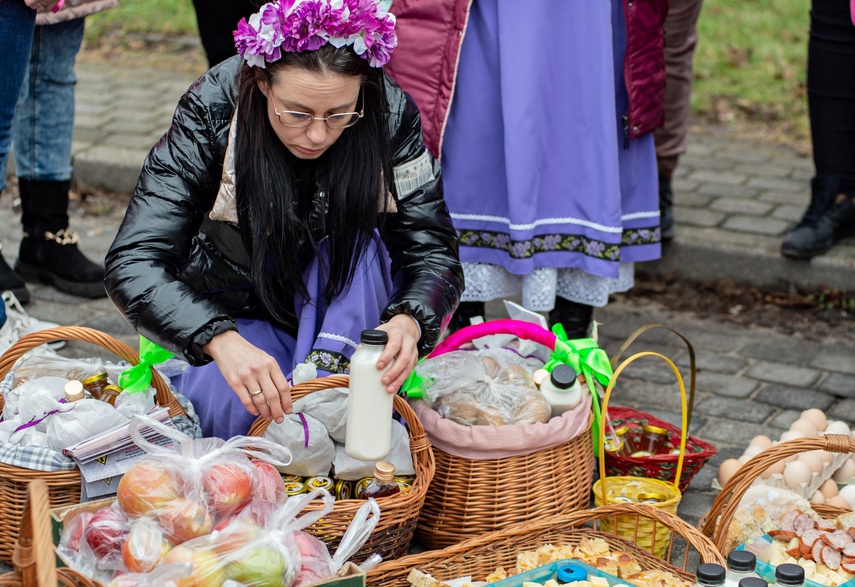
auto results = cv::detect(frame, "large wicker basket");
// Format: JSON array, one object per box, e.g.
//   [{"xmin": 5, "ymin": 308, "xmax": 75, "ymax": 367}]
[
  {"xmin": 700, "ymin": 434, "xmax": 855, "ymax": 554},
  {"xmin": 369, "ymin": 503, "xmax": 726, "ymax": 586},
  {"xmin": 247, "ymin": 374, "xmax": 434, "ymax": 563},
  {"xmin": 0, "ymin": 479, "xmax": 100, "ymax": 587},
  {"xmin": 0, "ymin": 326, "xmax": 187, "ymax": 564},
  {"xmin": 411, "ymin": 319, "xmax": 595, "ymax": 550}
]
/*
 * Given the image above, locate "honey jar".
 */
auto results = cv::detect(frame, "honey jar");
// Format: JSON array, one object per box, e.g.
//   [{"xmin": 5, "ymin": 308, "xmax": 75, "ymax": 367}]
[
  {"xmin": 636, "ymin": 424, "xmax": 669, "ymax": 455},
  {"xmin": 81, "ymin": 372, "xmax": 109, "ymax": 400},
  {"xmin": 99, "ymin": 385, "xmax": 123, "ymax": 406}
]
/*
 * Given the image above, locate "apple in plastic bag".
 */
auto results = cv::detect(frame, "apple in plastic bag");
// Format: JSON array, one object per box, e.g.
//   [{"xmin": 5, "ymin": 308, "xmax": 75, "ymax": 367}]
[
  {"xmin": 61, "ymin": 511, "xmax": 94, "ymax": 552},
  {"xmin": 223, "ymin": 544, "xmax": 288, "ymax": 587},
  {"xmin": 117, "ymin": 460, "xmax": 183, "ymax": 517},
  {"xmin": 201, "ymin": 461, "xmax": 254, "ymax": 518},
  {"xmin": 84, "ymin": 506, "xmax": 129, "ymax": 561},
  {"xmin": 164, "ymin": 544, "xmax": 226, "ymax": 587},
  {"xmin": 157, "ymin": 498, "xmax": 213, "ymax": 544},
  {"xmin": 122, "ymin": 519, "xmax": 171, "ymax": 573},
  {"xmin": 251, "ymin": 460, "xmax": 285, "ymax": 506}
]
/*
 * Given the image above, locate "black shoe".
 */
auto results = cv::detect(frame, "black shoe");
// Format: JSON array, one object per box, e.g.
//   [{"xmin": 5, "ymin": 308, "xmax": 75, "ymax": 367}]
[
  {"xmin": 0, "ymin": 250, "xmax": 30, "ymax": 304},
  {"xmin": 446, "ymin": 301, "xmax": 485, "ymax": 335},
  {"xmin": 781, "ymin": 177, "xmax": 855, "ymax": 260},
  {"xmin": 659, "ymin": 174, "xmax": 675, "ymax": 243},
  {"xmin": 548, "ymin": 297, "xmax": 594, "ymax": 339},
  {"xmin": 15, "ymin": 230, "xmax": 106, "ymax": 298}
]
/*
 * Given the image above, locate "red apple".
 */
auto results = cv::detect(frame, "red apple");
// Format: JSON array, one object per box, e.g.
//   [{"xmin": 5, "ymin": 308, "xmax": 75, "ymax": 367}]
[
  {"xmin": 121, "ymin": 519, "xmax": 171, "ymax": 573},
  {"xmin": 164, "ymin": 544, "xmax": 226, "ymax": 587},
  {"xmin": 211, "ymin": 518, "xmax": 263, "ymax": 557},
  {"xmin": 201, "ymin": 460, "xmax": 254, "ymax": 518},
  {"xmin": 156, "ymin": 498, "xmax": 213, "ymax": 544},
  {"xmin": 252, "ymin": 460, "xmax": 285, "ymax": 507},
  {"xmin": 60, "ymin": 511, "xmax": 94, "ymax": 552},
  {"xmin": 84, "ymin": 506, "xmax": 129, "ymax": 562},
  {"xmin": 117, "ymin": 460, "xmax": 183, "ymax": 517}
]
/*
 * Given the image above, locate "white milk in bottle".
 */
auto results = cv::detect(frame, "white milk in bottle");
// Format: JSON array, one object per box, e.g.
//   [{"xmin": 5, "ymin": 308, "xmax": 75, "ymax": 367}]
[{"xmin": 345, "ymin": 329, "xmax": 394, "ymax": 460}]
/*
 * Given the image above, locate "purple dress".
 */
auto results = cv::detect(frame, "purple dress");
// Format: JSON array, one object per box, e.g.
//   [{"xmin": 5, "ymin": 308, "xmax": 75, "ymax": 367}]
[
  {"xmin": 441, "ymin": 0, "xmax": 661, "ymax": 310},
  {"xmin": 173, "ymin": 232, "xmax": 394, "ymax": 439}
]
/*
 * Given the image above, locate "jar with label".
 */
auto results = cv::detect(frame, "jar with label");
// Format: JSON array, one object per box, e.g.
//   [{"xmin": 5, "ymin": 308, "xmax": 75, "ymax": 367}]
[
  {"xmin": 81, "ymin": 372, "xmax": 109, "ymax": 401},
  {"xmin": 358, "ymin": 461, "xmax": 400, "ymax": 499},
  {"xmin": 633, "ymin": 424, "xmax": 669, "ymax": 456}
]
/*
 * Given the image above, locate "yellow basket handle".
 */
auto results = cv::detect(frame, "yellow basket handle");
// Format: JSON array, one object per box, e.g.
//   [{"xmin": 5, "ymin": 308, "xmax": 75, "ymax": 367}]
[
  {"xmin": 610, "ymin": 324, "xmax": 696, "ymax": 429},
  {"xmin": 598, "ymin": 351, "xmax": 688, "ymax": 505}
]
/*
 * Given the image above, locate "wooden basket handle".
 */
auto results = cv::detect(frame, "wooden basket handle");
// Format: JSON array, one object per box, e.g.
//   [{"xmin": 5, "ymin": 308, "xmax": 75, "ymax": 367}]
[
  {"xmin": 12, "ymin": 479, "xmax": 57, "ymax": 587},
  {"xmin": 0, "ymin": 326, "xmax": 185, "ymax": 419},
  {"xmin": 610, "ymin": 324, "xmax": 696, "ymax": 429},
  {"xmin": 701, "ymin": 434, "xmax": 855, "ymax": 553}
]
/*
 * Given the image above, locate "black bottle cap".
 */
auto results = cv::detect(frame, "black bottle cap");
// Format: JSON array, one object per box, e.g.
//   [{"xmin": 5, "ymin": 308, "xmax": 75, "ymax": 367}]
[
  {"xmin": 550, "ymin": 364, "xmax": 578, "ymax": 389},
  {"xmin": 738, "ymin": 578, "xmax": 768, "ymax": 587},
  {"xmin": 775, "ymin": 564, "xmax": 805, "ymax": 586},
  {"xmin": 697, "ymin": 564, "xmax": 726, "ymax": 586},
  {"xmin": 727, "ymin": 550, "xmax": 757, "ymax": 572},
  {"xmin": 360, "ymin": 329, "xmax": 388, "ymax": 345}
]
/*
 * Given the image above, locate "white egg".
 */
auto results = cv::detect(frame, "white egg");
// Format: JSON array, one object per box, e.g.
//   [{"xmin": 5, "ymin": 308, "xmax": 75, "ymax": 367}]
[
  {"xmin": 833, "ymin": 458, "xmax": 855, "ymax": 483},
  {"xmin": 749, "ymin": 435, "xmax": 773, "ymax": 449},
  {"xmin": 783, "ymin": 460, "xmax": 812, "ymax": 490},
  {"xmin": 761, "ymin": 460, "xmax": 786, "ymax": 479},
  {"xmin": 790, "ymin": 418, "xmax": 818, "ymax": 437},
  {"xmin": 817, "ymin": 450, "xmax": 835, "ymax": 465},
  {"xmin": 801, "ymin": 409, "xmax": 827, "ymax": 432},
  {"xmin": 810, "ymin": 490, "xmax": 827, "ymax": 505},
  {"xmin": 799, "ymin": 452, "xmax": 825, "ymax": 475},
  {"xmin": 780, "ymin": 430, "xmax": 806, "ymax": 443},
  {"xmin": 825, "ymin": 421, "xmax": 852, "ymax": 436},
  {"xmin": 820, "ymin": 478, "xmax": 840, "ymax": 498},
  {"xmin": 839, "ymin": 485, "xmax": 855, "ymax": 509},
  {"xmin": 742, "ymin": 445, "xmax": 765, "ymax": 461}
]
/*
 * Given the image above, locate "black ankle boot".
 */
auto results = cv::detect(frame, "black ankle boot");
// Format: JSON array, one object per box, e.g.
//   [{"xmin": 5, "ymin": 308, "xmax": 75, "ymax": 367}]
[
  {"xmin": 548, "ymin": 297, "xmax": 594, "ymax": 339},
  {"xmin": 659, "ymin": 174, "xmax": 675, "ymax": 242},
  {"xmin": 446, "ymin": 301, "xmax": 485, "ymax": 334},
  {"xmin": 781, "ymin": 176, "xmax": 855, "ymax": 260},
  {"xmin": 0, "ymin": 248, "xmax": 30, "ymax": 304},
  {"xmin": 14, "ymin": 179, "xmax": 106, "ymax": 298}
]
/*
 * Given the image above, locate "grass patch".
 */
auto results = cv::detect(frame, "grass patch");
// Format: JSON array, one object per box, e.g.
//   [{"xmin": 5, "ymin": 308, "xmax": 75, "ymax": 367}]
[
  {"xmin": 83, "ymin": 0, "xmax": 198, "ymax": 41},
  {"xmin": 693, "ymin": 0, "xmax": 811, "ymax": 148}
]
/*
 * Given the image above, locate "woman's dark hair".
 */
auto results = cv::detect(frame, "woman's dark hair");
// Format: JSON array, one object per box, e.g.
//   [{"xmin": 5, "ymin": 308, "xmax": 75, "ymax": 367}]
[{"xmin": 233, "ymin": 45, "xmax": 393, "ymax": 327}]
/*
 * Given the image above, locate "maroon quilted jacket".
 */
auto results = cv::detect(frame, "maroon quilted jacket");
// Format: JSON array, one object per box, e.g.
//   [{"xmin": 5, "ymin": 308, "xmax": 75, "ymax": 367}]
[{"xmin": 386, "ymin": 0, "xmax": 669, "ymax": 158}]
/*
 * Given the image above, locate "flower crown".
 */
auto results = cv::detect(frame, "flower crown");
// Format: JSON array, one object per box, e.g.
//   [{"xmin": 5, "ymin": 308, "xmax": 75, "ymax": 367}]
[{"xmin": 234, "ymin": 0, "xmax": 397, "ymax": 69}]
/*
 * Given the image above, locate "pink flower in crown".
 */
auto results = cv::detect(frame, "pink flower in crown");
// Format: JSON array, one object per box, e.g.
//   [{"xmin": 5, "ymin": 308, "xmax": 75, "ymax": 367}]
[
  {"xmin": 234, "ymin": 9, "xmax": 285, "ymax": 68},
  {"xmin": 280, "ymin": 0, "xmax": 331, "ymax": 52},
  {"xmin": 351, "ymin": 7, "xmax": 397, "ymax": 67}
]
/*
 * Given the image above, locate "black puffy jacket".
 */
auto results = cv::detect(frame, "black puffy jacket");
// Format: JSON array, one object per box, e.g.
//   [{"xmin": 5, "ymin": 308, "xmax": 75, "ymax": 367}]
[{"xmin": 105, "ymin": 56, "xmax": 463, "ymax": 366}]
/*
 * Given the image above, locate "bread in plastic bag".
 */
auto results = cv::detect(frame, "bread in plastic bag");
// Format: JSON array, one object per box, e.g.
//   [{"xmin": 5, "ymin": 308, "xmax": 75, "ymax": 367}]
[
  {"xmin": 262, "ymin": 411, "xmax": 335, "ymax": 477},
  {"xmin": 417, "ymin": 350, "xmax": 551, "ymax": 426},
  {"xmin": 332, "ymin": 419, "xmax": 414, "ymax": 480},
  {"xmin": 292, "ymin": 387, "xmax": 349, "ymax": 443}
]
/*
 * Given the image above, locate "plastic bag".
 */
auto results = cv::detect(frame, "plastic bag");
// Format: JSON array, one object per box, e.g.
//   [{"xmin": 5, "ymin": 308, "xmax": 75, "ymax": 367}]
[
  {"xmin": 107, "ymin": 563, "xmax": 192, "ymax": 587},
  {"xmin": 417, "ymin": 350, "xmax": 551, "ymax": 426},
  {"xmin": 1, "ymin": 375, "xmax": 67, "ymax": 421},
  {"xmin": 332, "ymin": 419, "xmax": 414, "ymax": 480},
  {"xmin": 10, "ymin": 354, "xmax": 109, "ymax": 389},
  {"xmin": 292, "ymin": 387, "xmax": 349, "ymax": 443},
  {"xmin": 263, "ymin": 411, "xmax": 335, "ymax": 477}
]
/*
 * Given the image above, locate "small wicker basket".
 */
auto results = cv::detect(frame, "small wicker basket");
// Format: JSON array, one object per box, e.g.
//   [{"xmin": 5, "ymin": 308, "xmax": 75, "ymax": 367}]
[
  {"xmin": 594, "ymin": 351, "xmax": 688, "ymax": 559},
  {"xmin": 0, "ymin": 479, "xmax": 100, "ymax": 587},
  {"xmin": 700, "ymin": 434, "xmax": 855, "ymax": 554},
  {"xmin": 369, "ymin": 503, "xmax": 726, "ymax": 586},
  {"xmin": 0, "ymin": 327, "xmax": 187, "ymax": 564},
  {"xmin": 247, "ymin": 374, "xmax": 434, "ymax": 563}
]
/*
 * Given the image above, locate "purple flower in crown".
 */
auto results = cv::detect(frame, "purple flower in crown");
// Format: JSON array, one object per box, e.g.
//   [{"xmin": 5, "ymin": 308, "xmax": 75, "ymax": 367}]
[
  {"xmin": 234, "ymin": 10, "xmax": 284, "ymax": 68},
  {"xmin": 280, "ymin": 0, "xmax": 329, "ymax": 52}
]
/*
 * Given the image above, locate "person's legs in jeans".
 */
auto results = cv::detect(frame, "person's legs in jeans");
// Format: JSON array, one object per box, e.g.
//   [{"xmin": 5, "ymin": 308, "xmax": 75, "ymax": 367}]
[
  {"xmin": 12, "ymin": 18, "xmax": 106, "ymax": 298},
  {"xmin": 654, "ymin": 0, "xmax": 704, "ymax": 242},
  {"xmin": 781, "ymin": 0, "xmax": 855, "ymax": 259},
  {"xmin": 0, "ymin": 0, "xmax": 35, "ymax": 301}
]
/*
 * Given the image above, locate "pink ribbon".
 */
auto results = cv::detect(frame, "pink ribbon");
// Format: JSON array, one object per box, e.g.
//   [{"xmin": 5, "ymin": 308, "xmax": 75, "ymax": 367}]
[
  {"xmin": 51, "ymin": 0, "xmax": 64, "ymax": 13},
  {"xmin": 297, "ymin": 412, "xmax": 309, "ymax": 448}
]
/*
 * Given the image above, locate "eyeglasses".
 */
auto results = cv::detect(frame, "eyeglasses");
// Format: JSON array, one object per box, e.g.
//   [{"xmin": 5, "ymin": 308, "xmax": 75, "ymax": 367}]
[{"xmin": 270, "ymin": 88, "xmax": 364, "ymax": 129}]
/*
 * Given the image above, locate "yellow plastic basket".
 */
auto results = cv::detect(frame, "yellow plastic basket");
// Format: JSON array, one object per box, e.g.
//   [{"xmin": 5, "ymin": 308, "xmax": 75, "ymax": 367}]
[{"xmin": 593, "ymin": 351, "xmax": 687, "ymax": 558}]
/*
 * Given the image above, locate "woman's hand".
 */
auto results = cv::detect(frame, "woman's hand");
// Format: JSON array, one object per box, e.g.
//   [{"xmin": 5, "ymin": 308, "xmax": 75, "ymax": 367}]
[
  {"xmin": 374, "ymin": 314, "xmax": 420, "ymax": 394},
  {"xmin": 202, "ymin": 330, "xmax": 292, "ymax": 423}
]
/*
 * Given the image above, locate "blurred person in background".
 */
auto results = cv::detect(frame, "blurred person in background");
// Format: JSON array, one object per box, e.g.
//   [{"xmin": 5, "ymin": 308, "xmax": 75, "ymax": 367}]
[
  {"xmin": 781, "ymin": 0, "xmax": 855, "ymax": 259},
  {"xmin": 191, "ymin": 0, "xmax": 256, "ymax": 67}
]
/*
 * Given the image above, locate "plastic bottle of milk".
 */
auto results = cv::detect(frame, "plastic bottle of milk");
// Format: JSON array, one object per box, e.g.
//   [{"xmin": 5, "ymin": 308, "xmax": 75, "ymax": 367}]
[
  {"xmin": 725, "ymin": 551, "xmax": 761, "ymax": 587},
  {"xmin": 345, "ymin": 329, "xmax": 394, "ymax": 460},
  {"xmin": 539, "ymin": 364, "xmax": 583, "ymax": 417}
]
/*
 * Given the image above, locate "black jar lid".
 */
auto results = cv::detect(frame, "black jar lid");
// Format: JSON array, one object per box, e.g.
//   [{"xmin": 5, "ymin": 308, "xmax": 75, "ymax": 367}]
[
  {"xmin": 775, "ymin": 563, "xmax": 805, "ymax": 586},
  {"xmin": 697, "ymin": 564, "xmax": 726, "ymax": 586},
  {"xmin": 727, "ymin": 550, "xmax": 757, "ymax": 572}
]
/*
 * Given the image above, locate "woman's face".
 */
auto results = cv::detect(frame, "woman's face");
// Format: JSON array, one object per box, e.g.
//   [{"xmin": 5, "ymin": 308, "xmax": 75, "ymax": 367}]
[{"xmin": 259, "ymin": 68, "xmax": 362, "ymax": 160}]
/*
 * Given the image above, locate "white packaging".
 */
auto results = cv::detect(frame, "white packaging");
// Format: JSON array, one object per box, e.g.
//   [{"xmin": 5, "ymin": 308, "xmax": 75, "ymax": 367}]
[
  {"xmin": 539, "ymin": 364, "xmax": 583, "ymax": 418},
  {"xmin": 345, "ymin": 330, "xmax": 393, "ymax": 460}
]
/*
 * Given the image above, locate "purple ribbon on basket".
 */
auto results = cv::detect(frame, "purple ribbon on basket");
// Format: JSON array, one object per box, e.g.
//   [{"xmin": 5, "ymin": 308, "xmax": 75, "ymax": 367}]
[
  {"xmin": 13, "ymin": 399, "xmax": 75, "ymax": 433},
  {"xmin": 297, "ymin": 412, "xmax": 309, "ymax": 448}
]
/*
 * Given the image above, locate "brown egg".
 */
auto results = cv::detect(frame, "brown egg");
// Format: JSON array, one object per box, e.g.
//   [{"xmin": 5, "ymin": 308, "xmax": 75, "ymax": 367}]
[
  {"xmin": 810, "ymin": 490, "xmax": 827, "ymax": 505},
  {"xmin": 718, "ymin": 459, "xmax": 742, "ymax": 487},
  {"xmin": 820, "ymin": 478, "xmax": 839, "ymax": 498},
  {"xmin": 799, "ymin": 452, "xmax": 824, "ymax": 476},
  {"xmin": 789, "ymin": 419, "xmax": 818, "ymax": 437},
  {"xmin": 801, "ymin": 409, "xmax": 827, "ymax": 432},
  {"xmin": 749, "ymin": 435, "xmax": 773, "ymax": 450},
  {"xmin": 826, "ymin": 495, "xmax": 852, "ymax": 511},
  {"xmin": 760, "ymin": 460, "xmax": 786, "ymax": 479}
]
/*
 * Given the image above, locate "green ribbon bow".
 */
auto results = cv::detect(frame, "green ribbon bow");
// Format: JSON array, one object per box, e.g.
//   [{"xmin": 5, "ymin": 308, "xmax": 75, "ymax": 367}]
[
  {"xmin": 544, "ymin": 323, "xmax": 615, "ymax": 448},
  {"xmin": 118, "ymin": 336, "xmax": 174, "ymax": 393}
]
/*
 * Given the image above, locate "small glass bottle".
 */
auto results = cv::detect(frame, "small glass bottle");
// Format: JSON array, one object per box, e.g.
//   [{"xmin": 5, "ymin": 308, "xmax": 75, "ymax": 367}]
[
  {"xmin": 737, "ymin": 578, "xmax": 768, "ymax": 587},
  {"xmin": 539, "ymin": 364, "xmax": 583, "ymax": 417},
  {"xmin": 358, "ymin": 461, "xmax": 400, "ymax": 499},
  {"xmin": 64, "ymin": 380, "xmax": 85, "ymax": 402},
  {"xmin": 772, "ymin": 564, "xmax": 805, "ymax": 587},
  {"xmin": 694, "ymin": 564, "xmax": 727, "ymax": 587},
  {"xmin": 99, "ymin": 385, "xmax": 122, "ymax": 406},
  {"xmin": 725, "ymin": 550, "xmax": 761, "ymax": 587},
  {"xmin": 632, "ymin": 424, "xmax": 669, "ymax": 456},
  {"xmin": 80, "ymin": 372, "xmax": 109, "ymax": 401}
]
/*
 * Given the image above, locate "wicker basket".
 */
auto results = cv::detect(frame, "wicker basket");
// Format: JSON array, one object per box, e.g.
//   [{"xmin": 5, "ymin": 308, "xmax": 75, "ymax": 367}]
[
  {"xmin": 0, "ymin": 479, "xmax": 101, "ymax": 587},
  {"xmin": 0, "ymin": 326, "xmax": 187, "ymax": 564},
  {"xmin": 604, "ymin": 324, "xmax": 715, "ymax": 493},
  {"xmin": 369, "ymin": 503, "xmax": 725, "ymax": 586},
  {"xmin": 247, "ymin": 374, "xmax": 434, "ymax": 563},
  {"xmin": 412, "ymin": 319, "xmax": 595, "ymax": 550},
  {"xmin": 594, "ymin": 351, "xmax": 689, "ymax": 559},
  {"xmin": 700, "ymin": 434, "xmax": 855, "ymax": 554}
]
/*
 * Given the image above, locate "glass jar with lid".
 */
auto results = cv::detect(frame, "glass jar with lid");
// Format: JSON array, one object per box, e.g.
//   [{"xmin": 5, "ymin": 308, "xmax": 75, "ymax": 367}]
[
  {"xmin": 81, "ymin": 372, "xmax": 109, "ymax": 401},
  {"xmin": 632, "ymin": 424, "xmax": 669, "ymax": 456}
]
